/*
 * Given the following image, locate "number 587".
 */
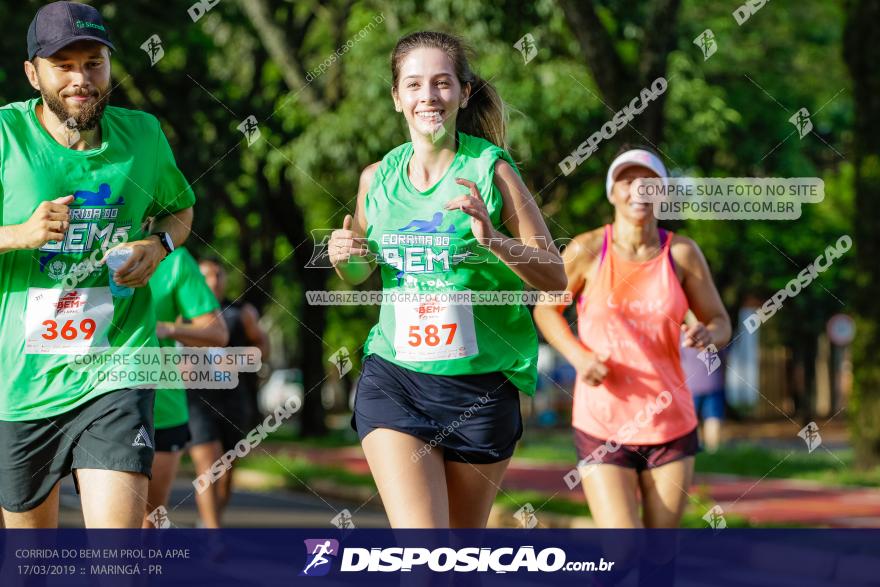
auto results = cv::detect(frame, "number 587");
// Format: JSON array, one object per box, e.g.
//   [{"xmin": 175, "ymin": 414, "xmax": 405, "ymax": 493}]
[{"xmin": 407, "ymin": 323, "xmax": 457, "ymax": 347}]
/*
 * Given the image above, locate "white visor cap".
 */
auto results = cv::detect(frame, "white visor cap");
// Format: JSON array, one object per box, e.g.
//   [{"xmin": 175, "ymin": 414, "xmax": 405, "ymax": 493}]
[{"xmin": 605, "ymin": 149, "xmax": 668, "ymax": 202}]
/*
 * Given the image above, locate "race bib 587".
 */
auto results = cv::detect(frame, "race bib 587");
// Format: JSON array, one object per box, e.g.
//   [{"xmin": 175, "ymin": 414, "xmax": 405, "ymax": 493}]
[{"xmin": 393, "ymin": 292, "xmax": 479, "ymax": 362}]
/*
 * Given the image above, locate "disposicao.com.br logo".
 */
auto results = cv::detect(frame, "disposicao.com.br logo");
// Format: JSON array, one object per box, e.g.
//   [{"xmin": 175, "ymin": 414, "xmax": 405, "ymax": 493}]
[
  {"xmin": 299, "ymin": 539, "xmax": 614, "ymax": 575},
  {"xmin": 301, "ymin": 539, "xmax": 340, "ymax": 576}
]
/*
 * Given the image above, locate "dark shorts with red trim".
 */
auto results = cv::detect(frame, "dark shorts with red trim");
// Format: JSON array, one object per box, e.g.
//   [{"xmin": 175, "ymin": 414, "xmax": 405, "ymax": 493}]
[{"xmin": 573, "ymin": 426, "xmax": 699, "ymax": 472}]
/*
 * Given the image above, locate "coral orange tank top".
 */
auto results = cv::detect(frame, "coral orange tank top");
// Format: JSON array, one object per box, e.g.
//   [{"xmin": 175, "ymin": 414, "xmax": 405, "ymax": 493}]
[{"xmin": 573, "ymin": 224, "xmax": 697, "ymax": 444}]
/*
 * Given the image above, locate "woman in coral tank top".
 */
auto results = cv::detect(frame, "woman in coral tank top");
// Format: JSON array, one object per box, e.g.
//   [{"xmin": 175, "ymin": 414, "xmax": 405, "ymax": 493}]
[{"xmin": 534, "ymin": 146, "xmax": 731, "ymax": 528}]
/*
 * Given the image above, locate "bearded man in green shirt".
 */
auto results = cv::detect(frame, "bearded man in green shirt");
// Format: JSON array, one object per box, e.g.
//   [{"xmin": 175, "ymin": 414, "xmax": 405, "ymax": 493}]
[{"xmin": 0, "ymin": 2, "xmax": 194, "ymax": 528}]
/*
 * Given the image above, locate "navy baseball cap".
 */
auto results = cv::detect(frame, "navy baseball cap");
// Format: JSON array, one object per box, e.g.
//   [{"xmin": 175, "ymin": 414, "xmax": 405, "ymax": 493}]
[{"xmin": 27, "ymin": 2, "xmax": 115, "ymax": 61}]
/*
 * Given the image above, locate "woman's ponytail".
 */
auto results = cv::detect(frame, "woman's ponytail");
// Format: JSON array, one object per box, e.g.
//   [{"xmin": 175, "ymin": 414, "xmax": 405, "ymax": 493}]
[{"xmin": 456, "ymin": 74, "xmax": 507, "ymax": 150}]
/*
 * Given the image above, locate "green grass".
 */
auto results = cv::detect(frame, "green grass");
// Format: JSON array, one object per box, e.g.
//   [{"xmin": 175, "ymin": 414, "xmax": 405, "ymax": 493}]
[
  {"xmin": 238, "ymin": 454, "xmax": 821, "ymax": 527},
  {"xmin": 679, "ymin": 509, "xmax": 755, "ymax": 528},
  {"xmin": 252, "ymin": 422, "xmax": 880, "ymax": 490},
  {"xmin": 515, "ymin": 430, "xmax": 880, "ymax": 488},
  {"xmin": 514, "ymin": 429, "xmax": 578, "ymax": 462},
  {"xmin": 496, "ymin": 490, "xmax": 589, "ymax": 518},
  {"xmin": 477, "ymin": 489, "xmax": 767, "ymax": 527},
  {"xmin": 266, "ymin": 426, "xmax": 360, "ymax": 447},
  {"xmin": 241, "ymin": 454, "xmax": 376, "ymax": 490},
  {"xmin": 694, "ymin": 444, "xmax": 880, "ymax": 487}
]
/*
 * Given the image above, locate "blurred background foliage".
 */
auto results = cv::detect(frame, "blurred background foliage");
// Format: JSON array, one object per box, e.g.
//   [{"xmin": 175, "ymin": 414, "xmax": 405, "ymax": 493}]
[{"xmin": 1, "ymin": 1, "xmax": 873, "ymax": 453}]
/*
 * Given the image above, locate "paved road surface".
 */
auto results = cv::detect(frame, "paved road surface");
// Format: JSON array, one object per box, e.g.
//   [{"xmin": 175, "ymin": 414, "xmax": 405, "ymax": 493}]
[{"xmin": 58, "ymin": 477, "xmax": 390, "ymax": 528}]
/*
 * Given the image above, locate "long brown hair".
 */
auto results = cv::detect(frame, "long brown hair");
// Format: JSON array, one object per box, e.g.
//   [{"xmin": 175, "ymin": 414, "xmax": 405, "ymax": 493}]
[{"xmin": 391, "ymin": 31, "xmax": 507, "ymax": 149}]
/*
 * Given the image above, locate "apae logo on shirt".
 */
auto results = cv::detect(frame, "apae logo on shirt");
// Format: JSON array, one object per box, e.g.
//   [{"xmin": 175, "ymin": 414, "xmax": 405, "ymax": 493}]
[{"xmin": 45, "ymin": 259, "xmax": 68, "ymax": 281}]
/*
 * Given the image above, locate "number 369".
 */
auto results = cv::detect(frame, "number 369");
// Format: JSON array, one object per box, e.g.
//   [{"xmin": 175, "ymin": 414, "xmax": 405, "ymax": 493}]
[{"xmin": 41, "ymin": 319, "xmax": 96, "ymax": 341}]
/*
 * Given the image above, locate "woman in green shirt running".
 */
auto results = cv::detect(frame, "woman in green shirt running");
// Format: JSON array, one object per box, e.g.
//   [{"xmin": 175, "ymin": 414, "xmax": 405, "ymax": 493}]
[{"xmin": 329, "ymin": 31, "xmax": 566, "ymax": 528}]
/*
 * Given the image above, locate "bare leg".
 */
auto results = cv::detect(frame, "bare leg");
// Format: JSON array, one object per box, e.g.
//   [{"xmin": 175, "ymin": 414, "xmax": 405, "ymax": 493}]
[
  {"xmin": 361, "ymin": 428, "xmax": 449, "ymax": 528},
  {"xmin": 636, "ymin": 458, "xmax": 694, "ymax": 587},
  {"xmin": 445, "ymin": 459, "xmax": 511, "ymax": 528},
  {"xmin": 580, "ymin": 464, "xmax": 643, "ymax": 581},
  {"xmin": 216, "ymin": 465, "xmax": 234, "ymax": 520},
  {"xmin": 142, "ymin": 450, "xmax": 182, "ymax": 528},
  {"xmin": 702, "ymin": 418, "xmax": 722, "ymax": 453},
  {"xmin": 580, "ymin": 464, "xmax": 642, "ymax": 528},
  {"xmin": 189, "ymin": 441, "xmax": 223, "ymax": 528},
  {"xmin": 639, "ymin": 457, "xmax": 695, "ymax": 528},
  {"xmin": 77, "ymin": 469, "xmax": 149, "ymax": 528},
  {"xmin": 2, "ymin": 481, "xmax": 60, "ymax": 528}
]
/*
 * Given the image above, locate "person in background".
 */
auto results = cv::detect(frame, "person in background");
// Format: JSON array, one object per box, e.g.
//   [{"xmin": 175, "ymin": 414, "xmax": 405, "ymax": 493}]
[
  {"xmin": 144, "ymin": 246, "xmax": 228, "ymax": 528},
  {"xmin": 187, "ymin": 258, "xmax": 269, "ymax": 527},
  {"xmin": 534, "ymin": 145, "xmax": 731, "ymax": 531},
  {"xmin": 681, "ymin": 343, "xmax": 726, "ymax": 453}
]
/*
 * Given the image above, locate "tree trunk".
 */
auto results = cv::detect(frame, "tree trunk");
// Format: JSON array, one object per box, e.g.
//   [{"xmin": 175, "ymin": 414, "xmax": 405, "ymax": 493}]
[
  {"xmin": 263, "ymin": 171, "xmax": 330, "ymax": 437},
  {"xmin": 843, "ymin": 0, "xmax": 880, "ymax": 466},
  {"xmin": 295, "ymin": 257, "xmax": 330, "ymax": 438},
  {"xmin": 557, "ymin": 0, "xmax": 681, "ymax": 145}
]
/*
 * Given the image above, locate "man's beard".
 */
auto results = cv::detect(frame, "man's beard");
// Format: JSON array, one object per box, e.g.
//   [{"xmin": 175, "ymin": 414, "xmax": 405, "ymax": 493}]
[{"xmin": 41, "ymin": 83, "xmax": 111, "ymax": 131}]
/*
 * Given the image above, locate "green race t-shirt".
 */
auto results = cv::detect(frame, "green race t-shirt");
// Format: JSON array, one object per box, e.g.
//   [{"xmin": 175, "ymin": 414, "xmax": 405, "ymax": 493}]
[
  {"xmin": 0, "ymin": 98, "xmax": 196, "ymax": 421},
  {"xmin": 150, "ymin": 247, "xmax": 219, "ymax": 430},
  {"xmin": 363, "ymin": 132, "xmax": 538, "ymax": 395}
]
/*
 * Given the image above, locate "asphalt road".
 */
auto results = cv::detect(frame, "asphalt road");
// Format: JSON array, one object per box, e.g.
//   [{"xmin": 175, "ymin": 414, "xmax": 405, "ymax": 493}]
[{"xmin": 57, "ymin": 477, "xmax": 390, "ymax": 528}]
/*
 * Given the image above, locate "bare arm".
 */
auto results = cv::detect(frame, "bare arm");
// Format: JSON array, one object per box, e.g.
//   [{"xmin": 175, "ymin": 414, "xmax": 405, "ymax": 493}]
[
  {"xmin": 533, "ymin": 234, "xmax": 590, "ymax": 363},
  {"xmin": 150, "ymin": 206, "xmax": 194, "ymax": 251},
  {"xmin": 113, "ymin": 206, "xmax": 194, "ymax": 288},
  {"xmin": 0, "ymin": 227, "xmax": 16, "ymax": 254},
  {"xmin": 0, "ymin": 195, "xmax": 73, "ymax": 254},
  {"xmin": 533, "ymin": 230, "xmax": 609, "ymax": 385},
  {"xmin": 158, "ymin": 309, "xmax": 229, "ymax": 347},
  {"xmin": 672, "ymin": 236, "xmax": 732, "ymax": 349},
  {"xmin": 240, "ymin": 303, "xmax": 270, "ymax": 361},
  {"xmin": 330, "ymin": 163, "xmax": 378, "ymax": 285},
  {"xmin": 0, "ymin": 227, "xmax": 17, "ymax": 254},
  {"xmin": 447, "ymin": 160, "xmax": 567, "ymax": 291}
]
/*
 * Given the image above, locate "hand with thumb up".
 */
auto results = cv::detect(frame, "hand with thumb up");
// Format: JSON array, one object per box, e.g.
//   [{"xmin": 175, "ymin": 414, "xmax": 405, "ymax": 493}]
[
  {"xmin": 576, "ymin": 348, "xmax": 610, "ymax": 387},
  {"xmin": 328, "ymin": 213, "xmax": 369, "ymax": 267}
]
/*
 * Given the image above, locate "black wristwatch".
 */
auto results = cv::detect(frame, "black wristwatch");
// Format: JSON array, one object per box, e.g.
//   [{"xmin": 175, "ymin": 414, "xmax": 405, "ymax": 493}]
[{"xmin": 151, "ymin": 232, "xmax": 174, "ymax": 259}]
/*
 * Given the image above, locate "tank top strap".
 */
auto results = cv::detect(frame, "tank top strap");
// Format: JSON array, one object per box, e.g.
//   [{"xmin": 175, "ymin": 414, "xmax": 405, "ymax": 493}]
[
  {"xmin": 659, "ymin": 227, "xmax": 677, "ymax": 272},
  {"xmin": 602, "ymin": 224, "xmax": 672, "ymax": 262},
  {"xmin": 578, "ymin": 225, "xmax": 612, "ymax": 312},
  {"xmin": 598, "ymin": 224, "xmax": 612, "ymax": 267}
]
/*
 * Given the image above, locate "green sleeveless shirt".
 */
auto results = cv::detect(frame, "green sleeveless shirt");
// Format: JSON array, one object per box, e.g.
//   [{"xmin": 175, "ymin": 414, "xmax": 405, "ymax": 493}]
[{"xmin": 363, "ymin": 132, "xmax": 537, "ymax": 395}]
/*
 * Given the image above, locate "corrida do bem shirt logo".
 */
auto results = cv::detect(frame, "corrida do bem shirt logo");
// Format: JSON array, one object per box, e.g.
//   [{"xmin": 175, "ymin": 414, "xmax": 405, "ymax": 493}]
[
  {"xmin": 38, "ymin": 183, "xmax": 132, "ymax": 280},
  {"xmin": 374, "ymin": 210, "xmax": 478, "ymax": 287}
]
